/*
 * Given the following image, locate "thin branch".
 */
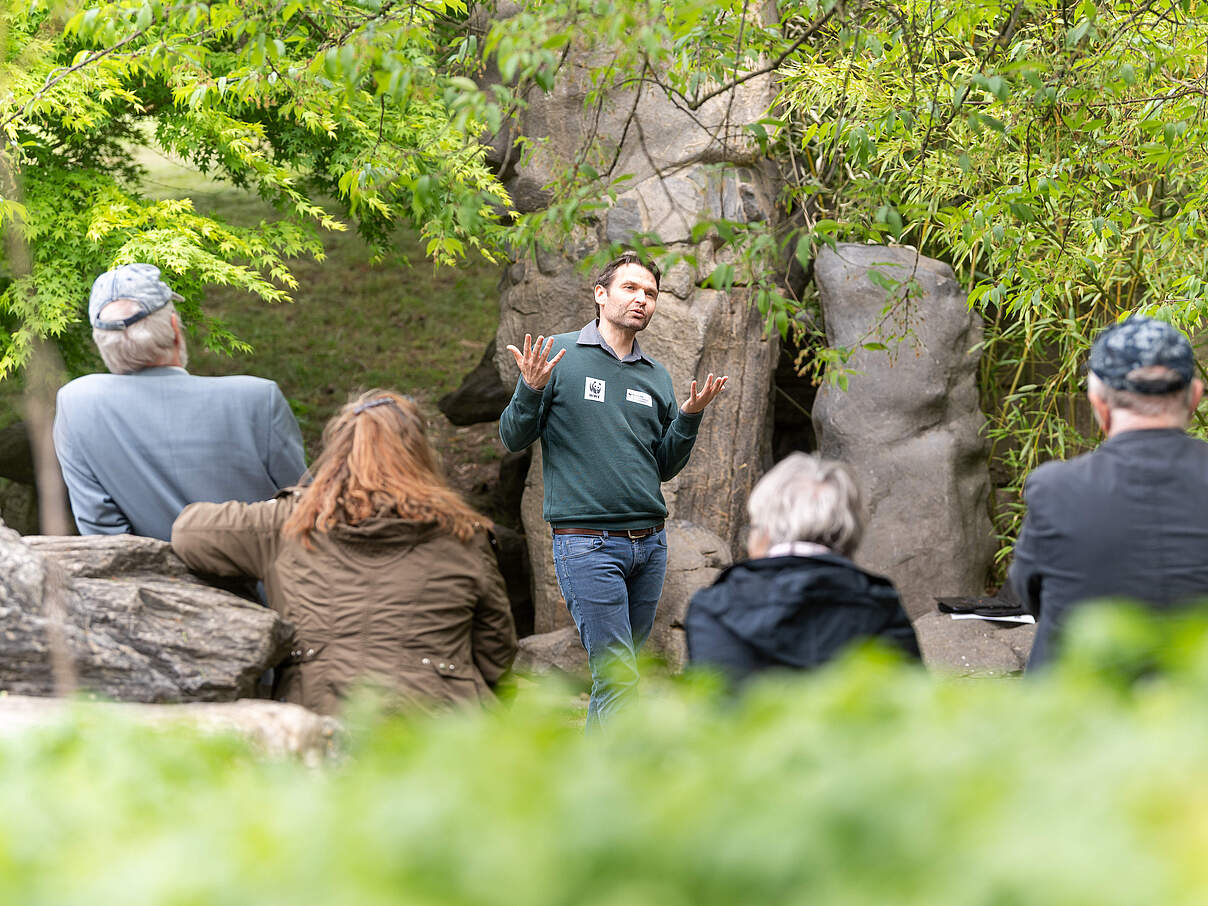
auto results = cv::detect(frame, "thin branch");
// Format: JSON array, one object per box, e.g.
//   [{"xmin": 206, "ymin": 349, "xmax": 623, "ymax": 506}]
[
  {"xmin": 604, "ymin": 60, "xmax": 648, "ymax": 178},
  {"xmin": 720, "ymin": 0, "xmax": 750, "ymax": 136},
  {"xmin": 682, "ymin": 4, "xmax": 840, "ymax": 111},
  {"xmin": 996, "ymin": 0, "xmax": 1027, "ymax": 47}
]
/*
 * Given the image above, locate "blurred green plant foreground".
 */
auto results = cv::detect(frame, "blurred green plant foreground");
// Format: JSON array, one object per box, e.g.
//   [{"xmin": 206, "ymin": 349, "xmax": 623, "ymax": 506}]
[{"xmin": 6, "ymin": 603, "xmax": 1208, "ymax": 904}]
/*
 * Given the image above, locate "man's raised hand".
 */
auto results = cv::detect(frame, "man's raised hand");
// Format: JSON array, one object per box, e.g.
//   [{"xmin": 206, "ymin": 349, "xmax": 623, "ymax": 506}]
[
  {"xmin": 507, "ymin": 334, "xmax": 566, "ymax": 391},
  {"xmin": 681, "ymin": 373, "xmax": 729, "ymax": 414}
]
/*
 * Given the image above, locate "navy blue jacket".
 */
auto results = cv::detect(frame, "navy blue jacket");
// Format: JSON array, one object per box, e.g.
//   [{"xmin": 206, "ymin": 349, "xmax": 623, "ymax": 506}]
[{"xmin": 686, "ymin": 554, "xmax": 920, "ymax": 685}]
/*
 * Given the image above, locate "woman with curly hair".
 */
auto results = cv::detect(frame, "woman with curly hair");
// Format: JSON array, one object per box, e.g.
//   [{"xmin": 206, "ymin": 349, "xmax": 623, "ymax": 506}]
[{"xmin": 172, "ymin": 389, "xmax": 517, "ymax": 716}]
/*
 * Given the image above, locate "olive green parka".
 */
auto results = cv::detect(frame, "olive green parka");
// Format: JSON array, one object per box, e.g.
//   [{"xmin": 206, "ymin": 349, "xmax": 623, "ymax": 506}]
[{"xmin": 172, "ymin": 492, "xmax": 517, "ymax": 716}]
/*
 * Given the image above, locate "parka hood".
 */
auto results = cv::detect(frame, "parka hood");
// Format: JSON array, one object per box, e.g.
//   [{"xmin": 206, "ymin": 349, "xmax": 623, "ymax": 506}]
[{"xmin": 326, "ymin": 513, "xmax": 445, "ymax": 546}]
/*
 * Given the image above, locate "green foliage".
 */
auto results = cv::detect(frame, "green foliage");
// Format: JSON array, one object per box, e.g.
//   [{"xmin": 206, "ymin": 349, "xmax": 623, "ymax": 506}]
[
  {"xmin": 9, "ymin": 607, "xmax": 1208, "ymax": 902},
  {"xmin": 482, "ymin": 0, "xmax": 1208, "ymax": 563},
  {"xmin": 773, "ymin": 0, "xmax": 1208, "ymax": 560},
  {"xmin": 0, "ymin": 0, "xmax": 513, "ymax": 379}
]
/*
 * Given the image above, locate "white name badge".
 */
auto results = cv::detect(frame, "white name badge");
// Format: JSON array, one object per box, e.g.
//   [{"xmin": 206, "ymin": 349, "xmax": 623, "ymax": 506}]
[
  {"xmin": 626, "ymin": 388, "xmax": 654, "ymax": 407},
  {"xmin": 584, "ymin": 377, "xmax": 606, "ymax": 402}
]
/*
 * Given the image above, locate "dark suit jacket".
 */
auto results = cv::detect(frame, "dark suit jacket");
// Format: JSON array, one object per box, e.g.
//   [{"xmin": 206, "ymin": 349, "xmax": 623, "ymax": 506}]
[{"xmin": 1009, "ymin": 428, "xmax": 1208, "ymax": 669}]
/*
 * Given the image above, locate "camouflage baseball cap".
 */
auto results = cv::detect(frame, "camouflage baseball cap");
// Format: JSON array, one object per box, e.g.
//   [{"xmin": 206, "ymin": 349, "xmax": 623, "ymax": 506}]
[
  {"xmin": 1088, "ymin": 315, "xmax": 1196, "ymax": 394},
  {"xmin": 89, "ymin": 263, "xmax": 184, "ymax": 330}
]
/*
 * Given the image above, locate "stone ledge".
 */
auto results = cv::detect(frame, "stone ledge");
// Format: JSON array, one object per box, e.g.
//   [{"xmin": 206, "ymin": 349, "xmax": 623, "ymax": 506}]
[{"xmin": 0, "ymin": 695, "xmax": 341, "ymax": 765}]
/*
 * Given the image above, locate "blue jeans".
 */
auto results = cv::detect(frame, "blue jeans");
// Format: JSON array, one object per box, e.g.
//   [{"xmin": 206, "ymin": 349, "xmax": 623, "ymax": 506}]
[{"xmin": 552, "ymin": 529, "xmax": 668, "ymax": 730}]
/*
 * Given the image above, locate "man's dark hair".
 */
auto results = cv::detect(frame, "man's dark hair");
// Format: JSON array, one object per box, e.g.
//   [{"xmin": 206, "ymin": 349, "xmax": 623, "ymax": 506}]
[{"xmin": 594, "ymin": 251, "xmax": 661, "ymax": 292}]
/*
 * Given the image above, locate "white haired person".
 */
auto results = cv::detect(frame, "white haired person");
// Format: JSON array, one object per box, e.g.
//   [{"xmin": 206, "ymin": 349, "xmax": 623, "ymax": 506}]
[
  {"xmin": 53, "ymin": 263, "xmax": 305, "ymax": 540},
  {"xmin": 686, "ymin": 453, "xmax": 919, "ymax": 685}
]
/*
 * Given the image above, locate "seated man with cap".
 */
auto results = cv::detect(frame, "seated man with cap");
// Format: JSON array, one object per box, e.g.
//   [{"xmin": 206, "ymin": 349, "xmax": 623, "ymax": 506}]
[
  {"xmin": 53, "ymin": 263, "xmax": 306, "ymax": 541},
  {"xmin": 1009, "ymin": 315, "xmax": 1208, "ymax": 669}
]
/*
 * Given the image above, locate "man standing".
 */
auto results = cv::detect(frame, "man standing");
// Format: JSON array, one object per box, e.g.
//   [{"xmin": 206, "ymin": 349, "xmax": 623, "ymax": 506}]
[
  {"xmin": 54, "ymin": 263, "xmax": 306, "ymax": 541},
  {"xmin": 1009, "ymin": 315, "xmax": 1208, "ymax": 669},
  {"xmin": 499, "ymin": 251, "xmax": 727, "ymax": 728}
]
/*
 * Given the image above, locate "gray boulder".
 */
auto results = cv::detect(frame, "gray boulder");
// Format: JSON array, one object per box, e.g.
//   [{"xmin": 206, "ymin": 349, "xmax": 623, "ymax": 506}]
[
  {"xmin": 913, "ymin": 611, "xmax": 1035, "ymax": 675},
  {"xmin": 0, "ymin": 478, "xmax": 37, "ymax": 536},
  {"xmin": 513, "ymin": 626, "xmax": 587, "ymax": 677},
  {"xmin": 813, "ymin": 244, "xmax": 995, "ymax": 619},
  {"xmin": 646, "ymin": 521, "xmax": 731, "ymax": 671},
  {"xmin": 27, "ymin": 532, "xmax": 195, "ymax": 578},
  {"xmin": 3, "ymin": 528, "xmax": 291, "ymax": 702}
]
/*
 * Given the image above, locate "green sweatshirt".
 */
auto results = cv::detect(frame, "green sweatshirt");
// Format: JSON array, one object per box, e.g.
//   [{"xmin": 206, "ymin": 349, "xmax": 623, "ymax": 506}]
[{"xmin": 498, "ymin": 323, "xmax": 703, "ymax": 530}]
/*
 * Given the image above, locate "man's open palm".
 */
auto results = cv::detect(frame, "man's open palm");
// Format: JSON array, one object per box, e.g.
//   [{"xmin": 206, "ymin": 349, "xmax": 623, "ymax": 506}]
[
  {"xmin": 507, "ymin": 334, "xmax": 565, "ymax": 391},
  {"xmin": 682, "ymin": 373, "xmax": 729, "ymax": 414}
]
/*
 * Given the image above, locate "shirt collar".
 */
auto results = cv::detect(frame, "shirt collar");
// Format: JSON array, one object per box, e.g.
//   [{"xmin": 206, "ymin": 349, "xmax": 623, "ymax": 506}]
[
  {"xmin": 765, "ymin": 542, "xmax": 833, "ymax": 559},
  {"xmin": 577, "ymin": 320, "xmax": 652, "ymax": 365},
  {"xmin": 131, "ymin": 366, "xmax": 188, "ymax": 376}
]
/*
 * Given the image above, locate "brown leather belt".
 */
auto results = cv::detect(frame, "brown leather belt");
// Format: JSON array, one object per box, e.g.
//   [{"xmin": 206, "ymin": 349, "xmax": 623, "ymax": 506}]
[{"xmin": 552, "ymin": 523, "xmax": 664, "ymax": 540}]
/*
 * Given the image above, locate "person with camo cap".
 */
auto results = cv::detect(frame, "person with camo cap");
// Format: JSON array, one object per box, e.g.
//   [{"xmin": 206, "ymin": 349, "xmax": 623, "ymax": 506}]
[{"xmin": 1010, "ymin": 315, "xmax": 1208, "ymax": 668}]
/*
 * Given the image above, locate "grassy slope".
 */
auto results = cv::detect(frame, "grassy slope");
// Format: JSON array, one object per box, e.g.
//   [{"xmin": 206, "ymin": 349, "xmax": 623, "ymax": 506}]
[
  {"xmin": 0, "ymin": 147, "xmax": 508, "ymax": 529},
  {"xmin": 137, "ymin": 147, "xmax": 507, "ymax": 489}
]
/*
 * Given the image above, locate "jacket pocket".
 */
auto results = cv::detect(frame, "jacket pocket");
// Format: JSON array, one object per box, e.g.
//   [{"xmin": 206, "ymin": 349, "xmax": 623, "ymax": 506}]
[{"xmin": 396, "ymin": 655, "xmax": 485, "ymax": 706}]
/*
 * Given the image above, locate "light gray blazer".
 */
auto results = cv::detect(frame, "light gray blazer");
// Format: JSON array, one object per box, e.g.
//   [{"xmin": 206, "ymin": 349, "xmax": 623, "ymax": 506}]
[{"xmin": 53, "ymin": 366, "xmax": 306, "ymax": 541}]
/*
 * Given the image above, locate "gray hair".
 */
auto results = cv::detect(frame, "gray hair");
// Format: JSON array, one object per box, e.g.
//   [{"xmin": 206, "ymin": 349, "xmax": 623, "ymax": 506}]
[
  {"xmin": 1087, "ymin": 370, "xmax": 1193, "ymax": 419},
  {"xmin": 92, "ymin": 300, "xmax": 186, "ymax": 374},
  {"xmin": 747, "ymin": 452, "xmax": 865, "ymax": 557}
]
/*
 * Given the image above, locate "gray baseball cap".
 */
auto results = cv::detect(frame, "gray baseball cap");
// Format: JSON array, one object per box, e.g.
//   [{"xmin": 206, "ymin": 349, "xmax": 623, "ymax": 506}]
[
  {"xmin": 89, "ymin": 263, "xmax": 183, "ymax": 330},
  {"xmin": 1088, "ymin": 315, "xmax": 1196, "ymax": 394}
]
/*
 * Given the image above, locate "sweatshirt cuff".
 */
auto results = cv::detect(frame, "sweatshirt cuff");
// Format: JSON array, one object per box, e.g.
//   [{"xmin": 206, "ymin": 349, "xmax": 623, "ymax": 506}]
[
  {"xmin": 516, "ymin": 378, "xmax": 545, "ymax": 400},
  {"xmin": 674, "ymin": 408, "xmax": 704, "ymax": 432}
]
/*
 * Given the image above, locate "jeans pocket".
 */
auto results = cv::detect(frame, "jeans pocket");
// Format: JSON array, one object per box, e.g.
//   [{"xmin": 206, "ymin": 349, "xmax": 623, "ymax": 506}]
[{"xmin": 556, "ymin": 533, "xmax": 606, "ymax": 561}]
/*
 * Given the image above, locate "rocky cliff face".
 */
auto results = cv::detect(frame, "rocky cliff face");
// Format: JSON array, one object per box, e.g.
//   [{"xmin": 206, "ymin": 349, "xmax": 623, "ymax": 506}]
[
  {"xmin": 456, "ymin": 17, "xmax": 1001, "ymax": 658},
  {"xmin": 482, "ymin": 31, "xmax": 781, "ymax": 633}
]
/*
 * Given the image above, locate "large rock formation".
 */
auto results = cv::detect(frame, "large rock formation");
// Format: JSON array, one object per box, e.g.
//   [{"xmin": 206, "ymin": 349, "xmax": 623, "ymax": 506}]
[
  {"xmin": 812, "ymin": 244, "xmax": 994, "ymax": 619},
  {"xmin": 2, "ymin": 528, "xmax": 291, "ymax": 702},
  {"xmin": 485, "ymin": 33, "xmax": 781, "ymax": 630}
]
